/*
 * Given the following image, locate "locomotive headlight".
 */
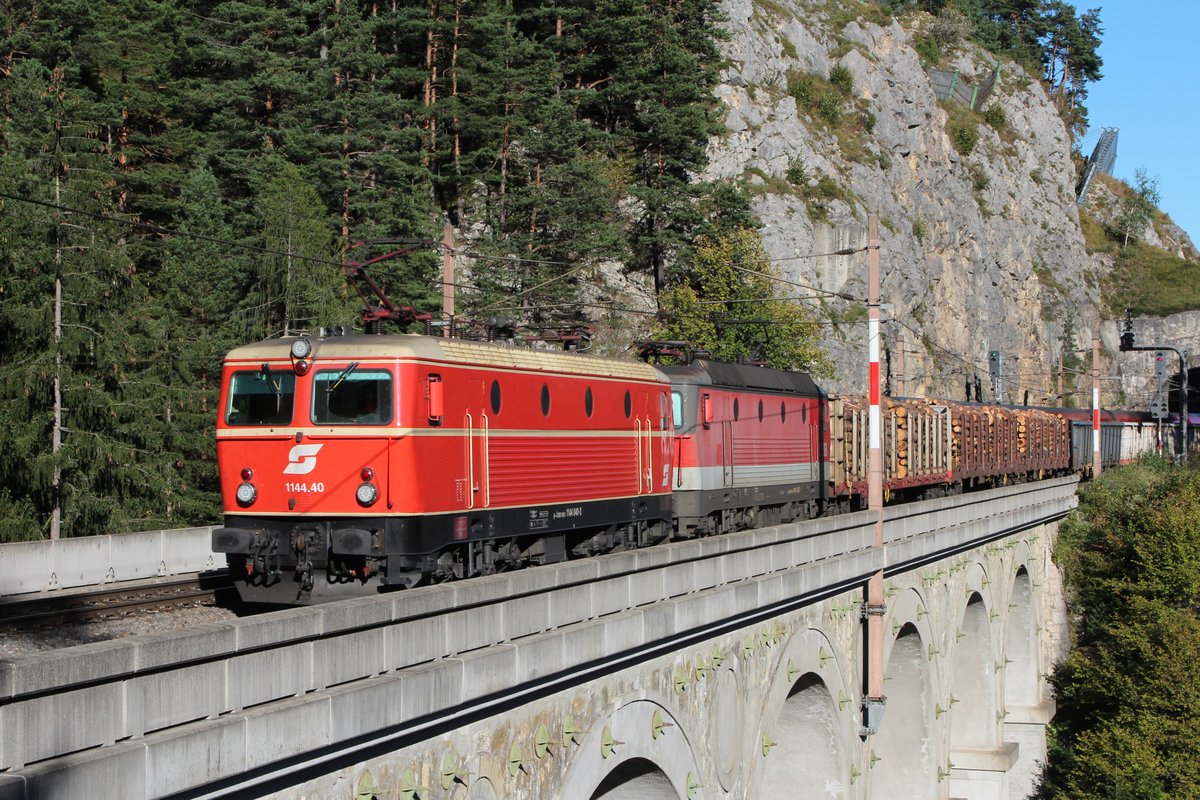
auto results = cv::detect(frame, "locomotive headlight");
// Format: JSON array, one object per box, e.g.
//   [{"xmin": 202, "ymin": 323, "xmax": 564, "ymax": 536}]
[
  {"xmin": 290, "ymin": 338, "xmax": 312, "ymax": 359},
  {"xmin": 236, "ymin": 482, "xmax": 257, "ymax": 506},
  {"xmin": 356, "ymin": 482, "xmax": 378, "ymax": 507}
]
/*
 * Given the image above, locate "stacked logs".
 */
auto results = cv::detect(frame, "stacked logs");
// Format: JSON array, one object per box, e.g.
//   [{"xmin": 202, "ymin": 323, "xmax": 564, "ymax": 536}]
[{"xmin": 887, "ymin": 398, "xmax": 913, "ymax": 479}]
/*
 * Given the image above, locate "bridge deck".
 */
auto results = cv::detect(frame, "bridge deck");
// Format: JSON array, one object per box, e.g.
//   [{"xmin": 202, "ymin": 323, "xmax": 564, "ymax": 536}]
[{"xmin": 0, "ymin": 478, "xmax": 1079, "ymax": 799}]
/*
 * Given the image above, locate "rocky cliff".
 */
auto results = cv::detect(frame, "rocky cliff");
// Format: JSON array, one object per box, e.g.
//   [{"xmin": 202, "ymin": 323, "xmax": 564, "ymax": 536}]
[{"xmin": 705, "ymin": 1, "xmax": 1196, "ymax": 406}]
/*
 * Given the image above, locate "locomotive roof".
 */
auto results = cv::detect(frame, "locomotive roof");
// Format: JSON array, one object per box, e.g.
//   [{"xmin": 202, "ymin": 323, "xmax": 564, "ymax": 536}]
[
  {"xmin": 224, "ymin": 334, "xmax": 665, "ymax": 382},
  {"xmin": 656, "ymin": 360, "xmax": 823, "ymax": 396}
]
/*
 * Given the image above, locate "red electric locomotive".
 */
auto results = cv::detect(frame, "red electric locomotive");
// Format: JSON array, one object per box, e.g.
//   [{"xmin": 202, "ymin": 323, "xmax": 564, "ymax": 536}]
[
  {"xmin": 660, "ymin": 360, "xmax": 827, "ymax": 535},
  {"xmin": 213, "ymin": 329, "xmax": 674, "ymax": 603}
]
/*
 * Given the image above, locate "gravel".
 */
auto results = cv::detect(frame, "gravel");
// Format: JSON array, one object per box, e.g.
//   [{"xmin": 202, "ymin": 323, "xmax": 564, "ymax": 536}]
[{"xmin": 0, "ymin": 603, "xmax": 240, "ymax": 659}]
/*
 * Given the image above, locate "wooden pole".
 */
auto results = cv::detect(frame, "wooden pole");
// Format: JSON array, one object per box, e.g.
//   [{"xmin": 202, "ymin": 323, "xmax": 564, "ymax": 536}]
[{"xmin": 442, "ymin": 222, "xmax": 455, "ymax": 334}]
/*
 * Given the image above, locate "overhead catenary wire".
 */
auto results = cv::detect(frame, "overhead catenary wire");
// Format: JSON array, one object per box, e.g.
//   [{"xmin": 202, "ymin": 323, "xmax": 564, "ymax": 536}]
[{"xmin": 2, "ymin": 187, "xmax": 1080, "ymax": 388}]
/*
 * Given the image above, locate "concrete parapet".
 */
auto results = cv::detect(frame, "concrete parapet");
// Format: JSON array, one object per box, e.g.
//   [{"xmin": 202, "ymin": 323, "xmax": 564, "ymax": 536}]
[
  {"xmin": 547, "ymin": 583, "xmax": 595, "ymax": 629},
  {"xmin": 0, "ymin": 638, "xmax": 133, "ymax": 697},
  {"xmin": 127, "ymin": 659, "xmax": 225, "ymax": 735},
  {"xmin": 1006, "ymin": 700, "xmax": 1056, "ymax": 725},
  {"xmin": 325, "ymin": 675, "xmax": 404, "ymax": 744},
  {"xmin": 8, "ymin": 741, "xmax": 147, "ymax": 800},
  {"xmin": 591, "ymin": 574, "xmax": 632, "ymax": 616},
  {"xmin": 225, "ymin": 642, "xmax": 314, "ymax": 711},
  {"xmin": 455, "ymin": 644, "xmax": 519, "ymax": 701},
  {"xmin": 0, "ymin": 527, "xmax": 217, "ymax": 597},
  {"xmin": 398, "ymin": 660, "xmax": 464, "ymax": 721},
  {"xmin": 133, "ymin": 623, "xmax": 238, "ymax": 671},
  {"xmin": 243, "ymin": 692, "xmax": 332, "ymax": 770},
  {"xmin": 144, "ymin": 716, "xmax": 247, "ymax": 798},
  {"xmin": 498, "ymin": 591, "xmax": 552, "ymax": 640},
  {"xmin": 443, "ymin": 603, "xmax": 506, "ymax": 654},
  {"xmin": 3, "ymin": 681, "xmax": 125, "ymax": 768},
  {"xmin": 233, "ymin": 605, "xmax": 324, "ymax": 650},
  {"xmin": 951, "ymin": 742, "xmax": 1019, "ymax": 771},
  {"xmin": 312, "ymin": 628, "xmax": 387, "ymax": 690},
  {"xmin": 385, "ymin": 613, "xmax": 447, "ymax": 668},
  {"xmin": 514, "ymin": 629, "xmax": 570, "ymax": 679}
]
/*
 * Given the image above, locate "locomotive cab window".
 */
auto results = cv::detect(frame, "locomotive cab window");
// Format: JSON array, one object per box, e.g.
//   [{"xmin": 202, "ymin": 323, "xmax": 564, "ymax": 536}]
[
  {"xmin": 671, "ymin": 392, "xmax": 684, "ymax": 430},
  {"xmin": 226, "ymin": 368, "xmax": 296, "ymax": 426},
  {"xmin": 312, "ymin": 367, "xmax": 393, "ymax": 425}
]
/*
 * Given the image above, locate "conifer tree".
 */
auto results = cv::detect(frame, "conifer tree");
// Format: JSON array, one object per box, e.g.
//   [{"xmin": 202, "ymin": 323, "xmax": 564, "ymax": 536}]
[
  {"xmin": 0, "ymin": 54, "xmax": 184, "ymax": 538},
  {"xmin": 251, "ymin": 158, "xmax": 355, "ymax": 338}
]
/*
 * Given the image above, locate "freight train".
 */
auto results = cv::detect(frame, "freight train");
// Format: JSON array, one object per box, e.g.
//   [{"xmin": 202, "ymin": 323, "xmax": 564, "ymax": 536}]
[{"xmin": 211, "ymin": 327, "xmax": 1171, "ymax": 604}]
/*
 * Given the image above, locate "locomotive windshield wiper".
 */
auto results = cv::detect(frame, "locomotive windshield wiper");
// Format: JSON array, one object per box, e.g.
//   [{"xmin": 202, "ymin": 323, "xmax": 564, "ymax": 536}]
[
  {"xmin": 260, "ymin": 362, "xmax": 282, "ymax": 411},
  {"xmin": 326, "ymin": 362, "xmax": 360, "ymax": 393}
]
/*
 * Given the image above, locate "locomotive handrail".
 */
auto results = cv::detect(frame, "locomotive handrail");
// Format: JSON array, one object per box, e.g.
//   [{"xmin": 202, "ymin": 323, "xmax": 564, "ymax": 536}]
[
  {"xmin": 482, "ymin": 413, "xmax": 491, "ymax": 508},
  {"xmin": 464, "ymin": 411, "xmax": 475, "ymax": 510}
]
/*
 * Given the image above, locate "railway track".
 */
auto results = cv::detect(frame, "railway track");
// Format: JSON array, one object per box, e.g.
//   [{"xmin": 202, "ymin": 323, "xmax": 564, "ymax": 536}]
[{"xmin": 0, "ymin": 570, "xmax": 234, "ymax": 628}]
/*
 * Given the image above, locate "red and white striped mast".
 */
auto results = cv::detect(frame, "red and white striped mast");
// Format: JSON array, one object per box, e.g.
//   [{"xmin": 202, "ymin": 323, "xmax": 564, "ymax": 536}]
[
  {"xmin": 863, "ymin": 214, "xmax": 886, "ymax": 733},
  {"xmin": 1092, "ymin": 336, "xmax": 1101, "ymax": 477}
]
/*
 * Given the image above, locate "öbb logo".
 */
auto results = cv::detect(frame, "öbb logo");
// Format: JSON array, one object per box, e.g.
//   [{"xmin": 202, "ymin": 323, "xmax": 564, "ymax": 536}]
[{"xmin": 283, "ymin": 444, "xmax": 324, "ymax": 475}]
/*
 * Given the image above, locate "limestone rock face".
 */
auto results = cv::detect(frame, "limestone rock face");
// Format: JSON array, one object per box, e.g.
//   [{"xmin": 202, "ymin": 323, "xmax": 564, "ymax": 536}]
[{"xmin": 703, "ymin": 3, "xmax": 1195, "ymax": 403}]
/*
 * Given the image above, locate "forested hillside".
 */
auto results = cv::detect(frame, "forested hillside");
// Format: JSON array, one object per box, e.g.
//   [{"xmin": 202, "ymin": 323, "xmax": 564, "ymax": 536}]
[
  {"xmin": 0, "ymin": 0, "xmax": 761, "ymax": 539},
  {"xmin": 1042, "ymin": 459, "xmax": 1200, "ymax": 797},
  {"xmin": 0, "ymin": 0, "xmax": 1112, "ymax": 540}
]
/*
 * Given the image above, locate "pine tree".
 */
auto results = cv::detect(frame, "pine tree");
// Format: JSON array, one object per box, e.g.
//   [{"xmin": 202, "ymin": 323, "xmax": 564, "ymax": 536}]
[
  {"xmin": 143, "ymin": 163, "xmax": 255, "ymax": 524},
  {"xmin": 0, "ymin": 52, "xmax": 187, "ymax": 538},
  {"xmin": 252, "ymin": 158, "xmax": 355, "ymax": 337}
]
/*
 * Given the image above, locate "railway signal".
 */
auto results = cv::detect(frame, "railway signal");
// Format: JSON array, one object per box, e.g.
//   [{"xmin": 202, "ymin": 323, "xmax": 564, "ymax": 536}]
[
  {"xmin": 988, "ymin": 350, "xmax": 1005, "ymax": 403},
  {"xmin": 1149, "ymin": 351, "xmax": 1169, "ymax": 419}
]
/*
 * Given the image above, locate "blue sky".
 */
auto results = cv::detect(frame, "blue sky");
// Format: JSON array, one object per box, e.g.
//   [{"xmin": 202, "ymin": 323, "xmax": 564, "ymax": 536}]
[{"xmin": 1081, "ymin": 1, "xmax": 1200, "ymax": 242}]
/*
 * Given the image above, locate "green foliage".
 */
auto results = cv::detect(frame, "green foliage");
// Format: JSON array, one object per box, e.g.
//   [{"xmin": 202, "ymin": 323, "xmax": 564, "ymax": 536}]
[
  {"xmin": 822, "ymin": 1, "xmax": 893, "ymax": 29},
  {"xmin": 981, "ymin": 103, "xmax": 1007, "ymax": 129},
  {"xmin": 945, "ymin": 1, "xmax": 1103, "ymax": 136},
  {"xmin": 799, "ymin": 174, "xmax": 856, "ymax": 223},
  {"xmin": 911, "ymin": 218, "xmax": 929, "ymax": 240},
  {"xmin": 787, "ymin": 70, "xmax": 818, "ymax": 108},
  {"xmin": 828, "ymin": 63, "xmax": 855, "ymax": 97},
  {"xmin": 786, "ymin": 67, "xmax": 876, "ymax": 167},
  {"xmin": 654, "ymin": 229, "xmax": 831, "ymax": 374},
  {"xmin": 1101, "ymin": 242, "xmax": 1200, "ymax": 318},
  {"xmin": 1043, "ymin": 460, "xmax": 1200, "ymax": 798},
  {"xmin": 967, "ymin": 163, "xmax": 989, "ymax": 192},
  {"xmin": 941, "ymin": 100, "xmax": 987, "ymax": 157},
  {"xmin": 752, "ymin": 0, "xmax": 793, "ymax": 20},
  {"xmin": 928, "ymin": 6, "xmax": 973, "ymax": 48},
  {"xmin": 913, "ymin": 34, "xmax": 942, "ymax": 64},
  {"xmin": 816, "ymin": 91, "xmax": 844, "ymax": 124},
  {"xmin": 785, "ymin": 157, "xmax": 808, "ymax": 186},
  {"xmin": 949, "ymin": 119, "xmax": 980, "ymax": 155},
  {"xmin": 1114, "ymin": 167, "xmax": 1161, "ymax": 247},
  {"xmin": 252, "ymin": 159, "xmax": 352, "ymax": 338}
]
